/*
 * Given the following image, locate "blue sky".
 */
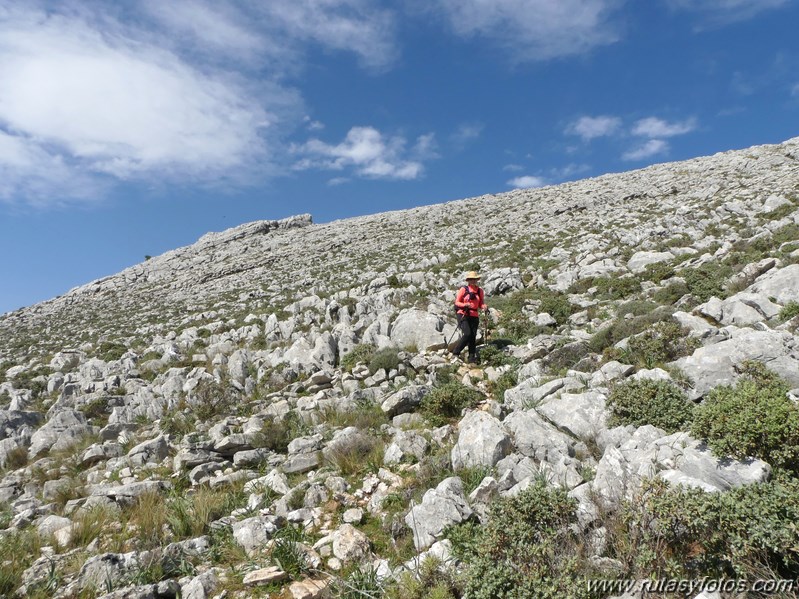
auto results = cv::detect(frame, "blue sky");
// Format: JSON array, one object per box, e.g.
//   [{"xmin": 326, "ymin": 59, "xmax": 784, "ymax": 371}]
[{"xmin": 1, "ymin": 0, "xmax": 798, "ymax": 314}]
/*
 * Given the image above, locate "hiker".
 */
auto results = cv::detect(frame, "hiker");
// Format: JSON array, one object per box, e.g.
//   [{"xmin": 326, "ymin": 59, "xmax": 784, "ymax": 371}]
[{"xmin": 452, "ymin": 271, "xmax": 487, "ymax": 363}]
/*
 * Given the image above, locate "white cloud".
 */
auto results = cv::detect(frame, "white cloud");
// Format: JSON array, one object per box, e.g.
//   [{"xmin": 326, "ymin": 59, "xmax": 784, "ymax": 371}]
[
  {"xmin": 632, "ymin": 117, "xmax": 697, "ymax": 138},
  {"xmin": 550, "ymin": 163, "xmax": 591, "ymax": 179},
  {"xmin": 0, "ymin": 1, "xmax": 402, "ymax": 206},
  {"xmin": 253, "ymin": 0, "xmax": 398, "ymax": 71},
  {"xmin": 507, "ymin": 175, "xmax": 548, "ymax": 188},
  {"xmin": 664, "ymin": 0, "xmax": 790, "ymax": 25},
  {"xmin": 292, "ymin": 127, "xmax": 435, "ymax": 181},
  {"xmin": 451, "ymin": 122, "xmax": 484, "ymax": 146},
  {"xmin": 566, "ymin": 115, "xmax": 622, "ymax": 141},
  {"xmin": 503, "ymin": 164, "xmax": 524, "ymax": 172},
  {"xmin": 0, "ymin": 130, "xmax": 105, "ymax": 205},
  {"xmin": 792, "ymin": 83, "xmax": 799, "ymax": 97},
  {"xmin": 0, "ymin": 8, "xmax": 280, "ymax": 186},
  {"xmin": 622, "ymin": 139, "xmax": 669, "ymax": 161},
  {"xmin": 428, "ymin": 0, "xmax": 624, "ymax": 62}
]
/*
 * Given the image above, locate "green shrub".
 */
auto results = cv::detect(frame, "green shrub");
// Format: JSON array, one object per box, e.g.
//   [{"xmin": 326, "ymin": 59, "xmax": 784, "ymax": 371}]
[
  {"xmin": 464, "ymin": 480, "xmax": 590, "ymax": 599},
  {"xmin": 253, "ymin": 411, "xmax": 309, "ymax": 454},
  {"xmin": 488, "ymin": 369, "xmax": 518, "ymax": 403},
  {"xmin": 652, "ymin": 280, "xmax": 691, "ymax": 306},
  {"xmin": 269, "ymin": 525, "xmax": 311, "ymax": 580},
  {"xmin": 335, "ymin": 565, "xmax": 385, "ymax": 599},
  {"xmin": 478, "ymin": 345, "xmax": 512, "ymax": 368},
  {"xmin": 543, "ymin": 341, "xmax": 591, "ymax": 374},
  {"xmin": 623, "ymin": 321, "xmax": 699, "ymax": 369},
  {"xmin": 692, "ymin": 362, "xmax": 799, "ymax": 471},
  {"xmin": 97, "ymin": 340, "xmax": 128, "ymax": 362},
  {"xmin": 681, "ymin": 262, "xmax": 734, "ymax": 302},
  {"xmin": 594, "ymin": 276, "xmax": 641, "ymax": 300},
  {"xmin": 616, "ymin": 477, "xmax": 799, "ymax": 580},
  {"xmin": 491, "ymin": 286, "xmax": 574, "ymax": 344},
  {"xmin": 588, "ymin": 307, "xmax": 673, "ymax": 355},
  {"xmin": 191, "ymin": 377, "xmax": 240, "ymax": 421},
  {"xmin": 608, "ymin": 378, "xmax": 694, "ymax": 433},
  {"xmin": 641, "ymin": 262, "xmax": 675, "ymax": 284},
  {"xmin": 369, "ymin": 347, "xmax": 401, "ymax": 375},
  {"xmin": 326, "ymin": 434, "xmax": 384, "ymax": 476},
  {"xmin": 386, "ymin": 557, "xmax": 462, "ymax": 599},
  {"xmin": 340, "ymin": 344, "xmax": 375, "ymax": 371},
  {"xmin": 420, "ymin": 381, "xmax": 483, "ymax": 426},
  {"xmin": 780, "ymin": 301, "xmax": 799, "ymax": 322}
]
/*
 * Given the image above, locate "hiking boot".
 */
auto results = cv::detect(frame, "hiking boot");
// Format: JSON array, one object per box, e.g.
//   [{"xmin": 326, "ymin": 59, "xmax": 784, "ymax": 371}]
[{"xmin": 467, "ymin": 354, "xmax": 478, "ymax": 364}]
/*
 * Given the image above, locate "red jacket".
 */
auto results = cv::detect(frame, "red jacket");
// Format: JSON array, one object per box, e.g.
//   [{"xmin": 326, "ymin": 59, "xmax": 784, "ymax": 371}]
[{"xmin": 455, "ymin": 284, "xmax": 486, "ymax": 317}]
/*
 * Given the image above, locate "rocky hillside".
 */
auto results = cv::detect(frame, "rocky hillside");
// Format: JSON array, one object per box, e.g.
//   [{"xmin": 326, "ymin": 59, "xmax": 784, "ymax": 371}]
[{"xmin": 1, "ymin": 137, "xmax": 799, "ymax": 599}]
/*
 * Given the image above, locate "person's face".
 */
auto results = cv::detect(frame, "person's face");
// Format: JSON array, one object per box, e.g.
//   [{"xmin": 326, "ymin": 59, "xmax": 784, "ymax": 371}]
[{"xmin": 467, "ymin": 278, "xmax": 477, "ymax": 286}]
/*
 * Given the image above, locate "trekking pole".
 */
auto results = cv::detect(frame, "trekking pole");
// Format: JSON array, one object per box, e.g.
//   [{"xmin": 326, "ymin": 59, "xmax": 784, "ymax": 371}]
[
  {"xmin": 445, "ymin": 313, "xmax": 463, "ymax": 349},
  {"xmin": 482, "ymin": 309, "xmax": 489, "ymax": 346}
]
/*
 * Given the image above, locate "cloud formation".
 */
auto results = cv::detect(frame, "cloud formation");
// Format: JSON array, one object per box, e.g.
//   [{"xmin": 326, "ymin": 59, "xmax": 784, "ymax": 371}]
[
  {"xmin": 0, "ymin": 1, "xmax": 401, "ymax": 206},
  {"xmin": 632, "ymin": 117, "xmax": 697, "ymax": 137},
  {"xmin": 507, "ymin": 175, "xmax": 548, "ymax": 188},
  {"xmin": 292, "ymin": 126, "xmax": 436, "ymax": 181},
  {"xmin": 622, "ymin": 139, "xmax": 669, "ymax": 161},
  {"xmin": 429, "ymin": 0, "xmax": 624, "ymax": 61},
  {"xmin": 665, "ymin": 0, "xmax": 790, "ymax": 26},
  {"xmin": 566, "ymin": 115, "xmax": 622, "ymax": 141}
]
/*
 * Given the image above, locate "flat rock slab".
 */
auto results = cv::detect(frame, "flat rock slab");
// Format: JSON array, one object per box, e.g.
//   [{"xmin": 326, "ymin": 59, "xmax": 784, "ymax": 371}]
[{"xmin": 243, "ymin": 566, "xmax": 287, "ymax": 586}]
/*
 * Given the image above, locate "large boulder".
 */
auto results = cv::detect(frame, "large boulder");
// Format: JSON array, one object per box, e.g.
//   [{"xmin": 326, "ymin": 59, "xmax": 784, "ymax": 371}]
[
  {"xmin": 405, "ymin": 477, "xmax": 473, "ymax": 550},
  {"xmin": 592, "ymin": 426, "xmax": 770, "ymax": 507},
  {"xmin": 672, "ymin": 328, "xmax": 799, "ymax": 398},
  {"xmin": 748, "ymin": 264, "xmax": 799, "ymax": 305},
  {"xmin": 451, "ymin": 411, "xmax": 512, "ymax": 471},
  {"xmin": 28, "ymin": 409, "xmax": 93, "ymax": 458},
  {"xmin": 389, "ymin": 309, "xmax": 447, "ymax": 351},
  {"xmin": 627, "ymin": 251, "xmax": 674, "ymax": 274},
  {"xmin": 481, "ymin": 267, "xmax": 524, "ymax": 295},
  {"xmin": 536, "ymin": 391, "xmax": 609, "ymax": 442},
  {"xmin": 381, "ymin": 385, "xmax": 429, "ymax": 418}
]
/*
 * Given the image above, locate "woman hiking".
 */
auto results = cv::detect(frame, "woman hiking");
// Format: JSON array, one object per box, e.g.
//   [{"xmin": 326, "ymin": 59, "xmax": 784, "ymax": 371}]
[{"xmin": 452, "ymin": 271, "xmax": 487, "ymax": 364}]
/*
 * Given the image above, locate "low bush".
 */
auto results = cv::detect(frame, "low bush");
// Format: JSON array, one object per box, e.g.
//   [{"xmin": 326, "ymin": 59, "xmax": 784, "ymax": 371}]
[
  {"xmin": 369, "ymin": 347, "xmax": 401, "ymax": 375},
  {"xmin": 97, "ymin": 341, "xmax": 128, "ymax": 362},
  {"xmin": 463, "ymin": 480, "xmax": 591, "ymax": 599},
  {"xmin": 253, "ymin": 411, "xmax": 309, "ymax": 454},
  {"xmin": 269, "ymin": 525, "xmax": 312, "ymax": 580},
  {"xmin": 326, "ymin": 434, "xmax": 385, "ymax": 476},
  {"xmin": 652, "ymin": 280, "xmax": 691, "ymax": 306},
  {"xmin": 607, "ymin": 378, "xmax": 694, "ymax": 433},
  {"xmin": 692, "ymin": 362, "xmax": 799, "ymax": 471},
  {"xmin": 488, "ymin": 369, "xmax": 518, "ymax": 403},
  {"xmin": 593, "ymin": 275, "xmax": 642, "ymax": 300},
  {"xmin": 190, "ymin": 377, "xmax": 240, "ymax": 422},
  {"xmin": 543, "ymin": 341, "xmax": 591, "ymax": 374},
  {"xmin": 623, "ymin": 321, "xmax": 699, "ymax": 369},
  {"xmin": 611, "ymin": 477, "xmax": 799, "ymax": 581},
  {"xmin": 386, "ymin": 557, "xmax": 462, "ymax": 599},
  {"xmin": 780, "ymin": 301, "xmax": 799, "ymax": 322},
  {"xmin": 681, "ymin": 262, "xmax": 734, "ymax": 302},
  {"xmin": 588, "ymin": 307, "xmax": 673, "ymax": 355},
  {"xmin": 420, "ymin": 381, "xmax": 483, "ymax": 426},
  {"xmin": 340, "ymin": 343, "xmax": 375, "ymax": 371}
]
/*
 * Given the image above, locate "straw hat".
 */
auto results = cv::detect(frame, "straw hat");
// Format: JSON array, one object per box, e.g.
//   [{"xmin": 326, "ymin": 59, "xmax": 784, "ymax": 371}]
[{"xmin": 465, "ymin": 271, "xmax": 481, "ymax": 280}]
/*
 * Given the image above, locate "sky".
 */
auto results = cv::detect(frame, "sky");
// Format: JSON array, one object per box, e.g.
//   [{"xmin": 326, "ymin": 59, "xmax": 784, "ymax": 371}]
[{"xmin": 1, "ymin": 0, "xmax": 798, "ymax": 315}]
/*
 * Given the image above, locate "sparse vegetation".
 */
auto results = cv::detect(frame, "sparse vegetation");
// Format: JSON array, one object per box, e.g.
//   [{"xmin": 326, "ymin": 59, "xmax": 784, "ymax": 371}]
[
  {"xmin": 420, "ymin": 381, "xmax": 484, "ymax": 426},
  {"xmin": 608, "ymin": 378, "xmax": 694, "ymax": 433},
  {"xmin": 692, "ymin": 361, "xmax": 799, "ymax": 472}
]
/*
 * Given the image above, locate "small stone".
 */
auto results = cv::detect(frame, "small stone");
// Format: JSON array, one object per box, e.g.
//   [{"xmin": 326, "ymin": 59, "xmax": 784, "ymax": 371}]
[
  {"xmin": 342, "ymin": 508, "xmax": 363, "ymax": 524},
  {"xmin": 242, "ymin": 566, "xmax": 288, "ymax": 586}
]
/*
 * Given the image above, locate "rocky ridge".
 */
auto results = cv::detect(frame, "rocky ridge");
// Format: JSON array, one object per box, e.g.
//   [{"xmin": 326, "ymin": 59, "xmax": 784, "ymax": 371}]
[{"xmin": 0, "ymin": 137, "xmax": 798, "ymax": 598}]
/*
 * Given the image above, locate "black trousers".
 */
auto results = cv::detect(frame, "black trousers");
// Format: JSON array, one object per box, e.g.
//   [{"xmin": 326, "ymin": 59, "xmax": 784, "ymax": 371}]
[{"xmin": 453, "ymin": 315, "xmax": 479, "ymax": 357}]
